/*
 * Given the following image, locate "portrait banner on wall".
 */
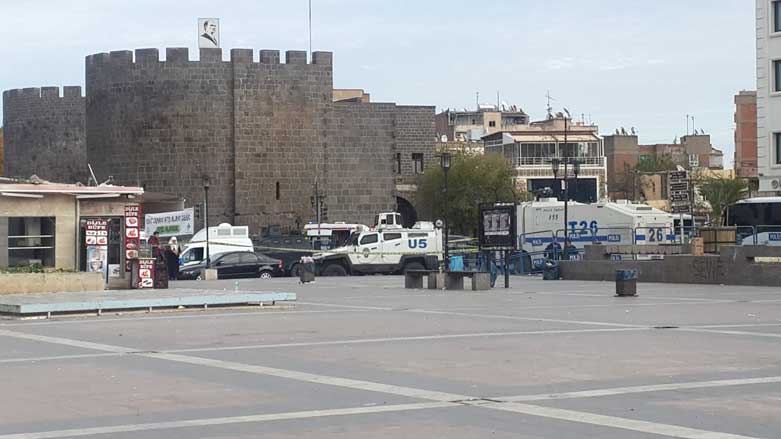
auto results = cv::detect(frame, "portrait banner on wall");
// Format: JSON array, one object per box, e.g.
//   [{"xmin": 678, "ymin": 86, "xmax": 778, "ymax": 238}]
[{"xmin": 198, "ymin": 18, "xmax": 220, "ymax": 48}]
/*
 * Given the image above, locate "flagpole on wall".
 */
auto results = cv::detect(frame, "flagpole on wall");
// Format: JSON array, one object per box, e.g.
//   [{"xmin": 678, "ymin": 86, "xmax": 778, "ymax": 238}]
[{"xmin": 309, "ymin": 0, "xmax": 312, "ymax": 59}]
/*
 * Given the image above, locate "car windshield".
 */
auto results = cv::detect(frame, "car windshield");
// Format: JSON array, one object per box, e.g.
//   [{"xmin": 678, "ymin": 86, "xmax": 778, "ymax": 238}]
[
  {"xmin": 347, "ymin": 232, "xmax": 360, "ymax": 246},
  {"xmin": 181, "ymin": 247, "xmax": 204, "ymax": 263}
]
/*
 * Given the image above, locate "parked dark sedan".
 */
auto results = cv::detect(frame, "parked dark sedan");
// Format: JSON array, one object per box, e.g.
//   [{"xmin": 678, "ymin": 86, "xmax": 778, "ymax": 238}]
[{"xmin": 179, "ymin": 251, "xmax": 283, "ymax": 280}]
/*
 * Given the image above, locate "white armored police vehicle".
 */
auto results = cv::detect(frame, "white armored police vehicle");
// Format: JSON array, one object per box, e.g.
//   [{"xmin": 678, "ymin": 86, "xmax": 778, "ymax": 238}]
[
  {"xmin": 314, "ymin": 213, "xmax": 443, "ymax": 276},
  {"xmin": 518, "ymin": 199, "xmax": 675, "ymax": 268}
]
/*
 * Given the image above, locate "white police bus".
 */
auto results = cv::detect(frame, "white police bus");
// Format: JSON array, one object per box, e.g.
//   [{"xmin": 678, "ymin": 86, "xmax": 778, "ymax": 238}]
[
  {"xmin": 517, "ymin": 199, "xmax": 675, "ymax": 267},
  {"xmin": 725, "ymin": 197, "xmax": 781, "ymax": 245}
]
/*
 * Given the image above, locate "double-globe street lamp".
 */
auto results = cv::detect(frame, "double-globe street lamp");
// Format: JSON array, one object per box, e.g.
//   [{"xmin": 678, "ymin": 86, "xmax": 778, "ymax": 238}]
[
  {"xmin": 441, "ymin": 152, "xmax": 452, "ymax": 271},
  {"xmin": 550, "ymin": 156, "xmax": 581, "ymax": 254}
]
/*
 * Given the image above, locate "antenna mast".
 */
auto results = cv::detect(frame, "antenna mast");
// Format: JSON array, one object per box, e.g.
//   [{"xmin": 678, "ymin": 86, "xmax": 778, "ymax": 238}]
[{"xmin": 545, "ymin": 90, "xmax": 554, "ymax": 119}]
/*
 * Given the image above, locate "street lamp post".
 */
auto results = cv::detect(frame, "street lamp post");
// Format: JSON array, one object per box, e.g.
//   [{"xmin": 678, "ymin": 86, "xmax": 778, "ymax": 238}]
[
  {"xmin": 572, "ymin": 159, "xmax": 581, "ymax": 201},
  {"xmin": 441, "ymin": 152, "xmax": 452, "ymax": 271},
  {"xmin": 203, "ymin": 176, "xmax": 211, "ymax": 268},
  {"xmin": 563, "ymin": 115, "xmax": 569, "ymax": 244}
]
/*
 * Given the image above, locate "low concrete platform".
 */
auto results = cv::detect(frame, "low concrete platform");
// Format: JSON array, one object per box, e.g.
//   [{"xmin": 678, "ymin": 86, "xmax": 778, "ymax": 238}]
[{"xmin": 0, "ymin": 288, "xmax": 296, "ymax": 317}]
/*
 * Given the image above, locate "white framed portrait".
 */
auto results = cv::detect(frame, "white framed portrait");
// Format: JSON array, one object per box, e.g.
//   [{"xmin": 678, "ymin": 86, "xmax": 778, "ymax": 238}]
[{"xmin": 198, "ymin": 18, "xmax": 220, "ymax": 48}]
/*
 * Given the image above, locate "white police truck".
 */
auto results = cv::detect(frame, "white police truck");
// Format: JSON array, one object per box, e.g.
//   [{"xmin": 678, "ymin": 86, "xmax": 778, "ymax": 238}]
[
  {"xmin": 518, "ymin": 199, "xmax": 675, "ymax": 268},
  {"xmin": 314, "ymin": 213, "xmax": 442, "ymax": 276}
]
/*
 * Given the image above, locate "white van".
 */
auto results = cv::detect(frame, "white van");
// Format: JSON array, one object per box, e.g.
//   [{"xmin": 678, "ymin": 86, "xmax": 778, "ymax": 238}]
[{"xmin": 179, "ymin": 223, "xmax": 254, "ymax": 268}]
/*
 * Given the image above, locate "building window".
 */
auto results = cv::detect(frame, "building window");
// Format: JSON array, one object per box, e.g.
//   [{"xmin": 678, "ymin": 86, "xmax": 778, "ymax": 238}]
[
  {"xmin": 774, "ymin": 1, "xmax": 781, "ymax": 33},
  {"xmin": 6, "ymin": 217, "xmax": 56, "ymax": 268},
  {"xmin": 412, "ymin": 153, "xmax": 424, "ymax": 174},
  {"xmin": 689, "ymin": 154, "xmax": 700, "ymax": 168},
  {"xmin": 775, "ymin": 133, "xmax": 781, "ymax": 164},
  {"xmin": 275, "ymin": 182, "xmax": 280, "ymax": 200},
  {"xmin": 396, "ymin": 153, "xmax": 402, "ymax": 174},
  {"xmin": 488, "ymin": 121, "xmax": 496, "ymax": 128},
  {"xmin": 774, "ymin": 59, "xmax": 781, "ymax": 92}
]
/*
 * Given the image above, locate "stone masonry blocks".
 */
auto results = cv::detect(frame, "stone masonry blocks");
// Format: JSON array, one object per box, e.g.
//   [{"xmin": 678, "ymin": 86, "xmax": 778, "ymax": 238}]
[
  {"xmin": 2, "ymin": 86, "xmax": 86, "ymax": 183},
  {"xmin": 285, "ymin": 50, "xmax": 307, "ymax": 64}
]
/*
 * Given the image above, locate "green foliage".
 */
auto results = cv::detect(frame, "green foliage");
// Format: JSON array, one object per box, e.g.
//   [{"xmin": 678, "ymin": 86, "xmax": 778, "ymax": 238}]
[
  {"xmin": 0, "ymin": 263, "xmax": 45, "ymax": 274},
  {"xmin": 0, "ymin": 264, "xmax": 75, "ymax": 274},
  {"xmin": 636, "ymin": 154, "xmax": 677, "ymax": 173},
  {"xmin": 698, "ymin": 177, "xmax": 749, "ymax": 225},
  {"xmin": 417, "ymin": 153, "xmax": 527, "ymax": 236}
]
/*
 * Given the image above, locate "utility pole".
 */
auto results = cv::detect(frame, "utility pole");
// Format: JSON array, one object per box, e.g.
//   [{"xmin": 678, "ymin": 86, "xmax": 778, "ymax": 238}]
[{"xmin": 311, "ymin": 181, "xmax": 326, "ymax": 224}]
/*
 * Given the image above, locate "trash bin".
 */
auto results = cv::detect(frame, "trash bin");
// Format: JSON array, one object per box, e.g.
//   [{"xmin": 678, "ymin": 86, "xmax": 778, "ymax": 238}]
[
  {"xmin": 542, "ymin": 261, "xmax": 560, "ymax": 281},
  {"xmin": 615, "ymin": 269, "xmax": 638, "ymax": 297},
  {"xmin": 299, "ymin": 256, "xmax": 315, "ymax": 284}
]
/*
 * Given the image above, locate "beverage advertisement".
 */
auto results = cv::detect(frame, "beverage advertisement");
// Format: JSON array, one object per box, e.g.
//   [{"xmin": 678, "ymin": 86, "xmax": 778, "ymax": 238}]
[
  {"xmin": 125, "ymin": 205, "xmax": 142, "ymax": 271},
  {"xmin": 84, "ymin": 219, "xmax": 109, "ymax": 279},
  {"xmin": 137, "ymin": 258, "xmax": 155, "ymax": 289}
]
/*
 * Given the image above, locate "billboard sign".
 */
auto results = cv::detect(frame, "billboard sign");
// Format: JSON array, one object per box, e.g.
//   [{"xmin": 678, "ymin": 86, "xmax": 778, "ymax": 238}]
[
  {"xmin": 479, "ymin": 204, "xmax": 517, "ymax": 249},
  {"xmin": 668, "ymin": 171, "xmax": 691, "ymax": 214},
  {"xmin": 145, "ymin": 208, "xmax": 195, "ymax": 237}
]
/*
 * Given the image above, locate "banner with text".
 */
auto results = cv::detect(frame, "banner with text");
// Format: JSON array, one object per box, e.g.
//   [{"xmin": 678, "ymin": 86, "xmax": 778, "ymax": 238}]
[{"xmin": 145, "ymin": 208, "xmax": 195, "ymax": 237}]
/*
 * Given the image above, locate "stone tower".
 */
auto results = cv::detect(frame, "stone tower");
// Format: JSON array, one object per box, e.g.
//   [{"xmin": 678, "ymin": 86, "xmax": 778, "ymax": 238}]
[
  {"xmin": 85, "ymin": 47, "xmax": 334, "ymax": 228},
  {"xmin": 2, "ymin": 86, "xmax": 86, "ymax": 182}
]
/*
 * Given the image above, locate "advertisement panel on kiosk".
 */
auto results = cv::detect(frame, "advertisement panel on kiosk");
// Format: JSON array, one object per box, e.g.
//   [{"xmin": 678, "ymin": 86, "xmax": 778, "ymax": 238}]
[{"xmin": 478, "ymin": 204, "xmax": 517, "ymax": 250}]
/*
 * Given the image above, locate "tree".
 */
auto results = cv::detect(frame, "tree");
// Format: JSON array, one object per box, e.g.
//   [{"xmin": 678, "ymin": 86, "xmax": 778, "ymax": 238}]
[
  {"xmin": 416, "ymin": 153, "xmax": 526, "ymax": 236},
  {"xmin": 636, "ymin": 154, "xmax": 677, "ymax": 173},
  {"xmin": 698, "ymin": 176, "xmax": 748, "ymax": 226}
]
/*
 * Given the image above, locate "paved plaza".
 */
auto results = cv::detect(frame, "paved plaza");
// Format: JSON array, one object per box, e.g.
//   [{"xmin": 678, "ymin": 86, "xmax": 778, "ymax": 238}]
[{"xmin": 1, "ymin": 276, "xmax": 780, "ymax": 438}]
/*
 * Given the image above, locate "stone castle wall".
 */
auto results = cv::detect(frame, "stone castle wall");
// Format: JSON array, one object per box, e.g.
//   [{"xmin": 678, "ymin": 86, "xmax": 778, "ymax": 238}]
[
  {"xmin": 2, "ymin": 86, "xmax": 86, "ymax": 182},
  {"xmin": 3, "ymin": 47, "xmax": 435, "ymax": 232}
]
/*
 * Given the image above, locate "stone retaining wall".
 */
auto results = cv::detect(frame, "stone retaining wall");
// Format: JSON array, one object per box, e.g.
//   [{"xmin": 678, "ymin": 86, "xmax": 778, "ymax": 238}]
[{"xmin": 0, "ymin": 273, "xmax": 104, "ymax": 294}]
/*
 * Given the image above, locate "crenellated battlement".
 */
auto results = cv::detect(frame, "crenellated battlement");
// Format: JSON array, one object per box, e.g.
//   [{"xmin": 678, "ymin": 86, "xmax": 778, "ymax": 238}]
[
  {"xmin": 85, "ymin": 47, "xmax": 333, "ymax": 67},
  {"xmin": 3, "ymin": 86, "xmax": 83, "ymax": 100}
]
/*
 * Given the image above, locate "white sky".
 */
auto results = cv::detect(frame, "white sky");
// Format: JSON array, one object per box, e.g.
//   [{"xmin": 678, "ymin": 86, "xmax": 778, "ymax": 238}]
[{"xmin": 0, "ymin": 0, "xmax": 756, "ymax": 168}]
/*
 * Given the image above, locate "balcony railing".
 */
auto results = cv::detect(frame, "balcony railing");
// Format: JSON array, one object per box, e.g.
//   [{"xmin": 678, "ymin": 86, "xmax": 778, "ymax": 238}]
[{"xmin": 514, "ymin": 156, "xmax": 606, "ymax": 168}]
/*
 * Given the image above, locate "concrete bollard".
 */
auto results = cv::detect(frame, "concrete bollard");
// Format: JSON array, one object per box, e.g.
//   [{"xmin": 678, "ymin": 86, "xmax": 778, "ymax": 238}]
[
  {"xmin": 202, "ymin": 268, "xmax": 219, "ymax": 281},
  {"xmin": 471, "ymin": 272, "xmax": 491, "ymax": 291},
  {"xmin": 428, "ymin": 272, "xmax": 445, "ymax": 290}
]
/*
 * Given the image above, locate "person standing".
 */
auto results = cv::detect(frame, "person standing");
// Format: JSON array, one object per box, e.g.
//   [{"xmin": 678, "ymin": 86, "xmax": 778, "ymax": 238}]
[
  {"xmin": 149, "ymin": 231, "xmax": 161, "ymax": 257},
  {"xmin": 166, "ymin": 236, "xmax": 180, "ymax": 280}
]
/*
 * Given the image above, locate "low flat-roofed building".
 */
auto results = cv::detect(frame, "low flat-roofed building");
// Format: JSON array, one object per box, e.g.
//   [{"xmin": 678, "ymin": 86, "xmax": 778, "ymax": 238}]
[{"xmin": 0, "ymin": 179, "xmax": 144, "ymax": 288}]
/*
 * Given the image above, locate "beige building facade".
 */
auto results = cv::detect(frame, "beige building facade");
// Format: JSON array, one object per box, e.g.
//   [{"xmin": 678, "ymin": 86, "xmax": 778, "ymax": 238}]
[
  {"xmin": 757, "ymin": 0, "xmax": 781, "ymax": 192},
  {"xmin": 483, "ymin": 116, "xmax": 607, "ymax": 202},
  {"xmin": 0, "ymin": 183, "xmax": 143, "ymax": 281}
]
